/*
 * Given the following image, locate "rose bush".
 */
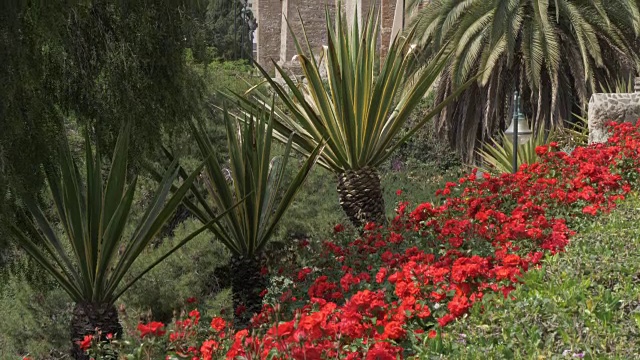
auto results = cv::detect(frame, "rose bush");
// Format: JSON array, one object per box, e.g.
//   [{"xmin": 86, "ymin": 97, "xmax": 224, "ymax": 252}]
[{"xmin": 83, "ymin": 121, "xmax": 640, "ymax": 359}]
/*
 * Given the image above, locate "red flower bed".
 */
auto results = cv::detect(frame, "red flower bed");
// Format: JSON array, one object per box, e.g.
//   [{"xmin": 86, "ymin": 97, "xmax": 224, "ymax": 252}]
[{"xmin": 87, "ymin": 122, "xmax": 640, "ymax": 359}]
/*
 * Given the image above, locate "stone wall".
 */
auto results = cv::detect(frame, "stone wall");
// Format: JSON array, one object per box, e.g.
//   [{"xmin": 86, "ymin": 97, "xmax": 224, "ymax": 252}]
[
  {"xmin": 345, "ymin": 0, "xmax": 379, "ymax": 31},
  {"xmin": 380, "ymin": 0, "xmax": 398, "ymax": 60},
  {"xmin": 588, "ymin": 93, "xmax": 640, "ymax": 143}
]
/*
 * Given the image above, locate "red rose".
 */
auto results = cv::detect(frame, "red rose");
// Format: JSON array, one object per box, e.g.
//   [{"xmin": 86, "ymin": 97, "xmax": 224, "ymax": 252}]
[
  {"xmin": 200, "ymin": 339, "xmax": 219, "ymax": 360},
  {"xmin": 535, "ymin": 145, "xmax": 548, "ymax": 156},
  {"xmin": 76, "ymin": 334, "xmax": 93, "ymax": 351},
  {"xmin": 382, "ymin": 321, "xmax": 406, "ymax": 340},
  {"xmin": 137, "ymin": 321, "xmax": 166, "ymax": 338},
  {"xmin": 210, "ymin": 317, "xmax": 227, "ymax": 332},
  {"xmin": 363, "ymin": 222, "xmax": 377, "ymax": 231}
]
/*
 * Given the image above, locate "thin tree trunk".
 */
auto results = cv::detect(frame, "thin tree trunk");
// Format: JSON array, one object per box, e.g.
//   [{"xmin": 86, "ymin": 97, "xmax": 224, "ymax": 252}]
[{"xmin": 70, "ymin": 302, "xmax": 122, "ymax": 360}]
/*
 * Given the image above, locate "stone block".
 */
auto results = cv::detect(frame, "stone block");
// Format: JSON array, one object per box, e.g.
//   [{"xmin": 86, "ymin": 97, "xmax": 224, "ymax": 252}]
[
  {"xmin": 588, "ymin": 93, "xmax": 640, "ymax": 144},
  {"xmin": 255, "ymin": 0, "xmax": 283, "ymax": 73}
]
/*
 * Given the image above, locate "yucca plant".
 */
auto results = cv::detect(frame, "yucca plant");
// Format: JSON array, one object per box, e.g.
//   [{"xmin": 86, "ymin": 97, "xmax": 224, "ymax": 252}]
[
  {"xmin": 7, "ymin": 126, "xmax": 234, "ymax": 359},
  {"xmin": 167, "ymin": 108, "xmax": 324, "ymax": 329},
  {"xmin": 478, "ymin": 130, "xmax": 553, "ymax": 174},
  {"xmin": 229, "ymin": 5, "xmax": 472, "ymax": 228},
  {"xmin": 599, "ymin": 75, "xmax": 636, "ymax": 94},
  {"xmin": 555, "ymin": 112, "xmax": 589, "ymax": 149}
]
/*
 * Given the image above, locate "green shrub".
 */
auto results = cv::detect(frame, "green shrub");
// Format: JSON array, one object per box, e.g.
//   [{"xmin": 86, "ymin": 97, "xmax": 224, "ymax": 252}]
[
  {"xmin": 381, "ymin": 160, "xmax": 464, "ymax": 214},
  {"xmin": 394, "ymin": 95, "xmax": 461, "ymax": 171},
  {"xmin": 273, "ymin": 165, "xmax": 347, "ymax": 242},
  {"xmin": 119, "ymin": 218, "xmax": 232, "ymax": 325},
  {"xmin": 419, "ymin": 193, "xmax": 640, "ymax": 359},
  {"xmin": 0, "ymin": 254, "xmax": 71, "ymax": 360}
]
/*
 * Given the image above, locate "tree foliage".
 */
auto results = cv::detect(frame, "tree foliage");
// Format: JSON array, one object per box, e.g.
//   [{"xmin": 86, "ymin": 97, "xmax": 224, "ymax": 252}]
[
  {"xmin": 0, "ymin": 1, "xmax": 207, "ymax": 254},
  {"xmin": 208, "ymin": 0, "xmax": 255, "ymax": 61}
]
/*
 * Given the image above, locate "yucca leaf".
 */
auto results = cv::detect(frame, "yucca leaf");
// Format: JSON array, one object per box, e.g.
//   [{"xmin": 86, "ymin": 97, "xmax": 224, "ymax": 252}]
[
  {"xmin": 57, "ymin": 132, "xmax": 92, "ymax": 298},
  {"xmin": 94, "ymin": 177, "xmax": 137, "ymax": 300},
  {"xmin": 106, "ymin": 160, "xmax": 206, "ymax": 299},
  {"xmin": 478, "ymin": 130, "xmax": 553, "ymax": 174},
  {"xmin": 259, "ymin": 137, "xmax": 326, "ymax": 248},
  {"xmin": 21, "ymin": 197, "xmax": 81, "ymax": 286},
  {"xmin": 8, "ymin": 223, "xmax": 84, "ymax": 301},
  {"xmin": 85, "ymin": 132, "xmax": 102, "ymax": 299},
  {"xmin": 186, "ymin": 103, "xmax": 323, "ymax": 258}
]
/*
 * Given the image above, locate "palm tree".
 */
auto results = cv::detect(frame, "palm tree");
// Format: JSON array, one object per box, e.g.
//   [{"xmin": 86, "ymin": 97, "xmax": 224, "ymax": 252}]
[
  {"xmin": 408, "ymin": 0, "xmax": 640, "ymax": 161},
  {"xmin": 165, "ymin": 108, "xmax": 323, "ymax": 329},
  {"xmin": 230, "ymin": 6, "xmax": 471, "ymax": 228},
  {"xmin": 7, "ymin": 126, "xmax": 233, "ymax": 359}
]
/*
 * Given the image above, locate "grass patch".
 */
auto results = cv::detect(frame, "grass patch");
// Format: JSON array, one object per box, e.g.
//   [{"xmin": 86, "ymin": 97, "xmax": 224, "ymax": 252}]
[{"xmin": 421, "ymin": 193, "xmax": 640, "ymax": 359}]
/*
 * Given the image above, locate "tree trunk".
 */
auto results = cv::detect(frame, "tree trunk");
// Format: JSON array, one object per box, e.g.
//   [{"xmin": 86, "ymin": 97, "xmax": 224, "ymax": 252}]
[
  {"xmin": 70, "ymin": 302, "xmax": 122, "ymax": 360},
  {"xmin": 229, "ymin": 253, "xmax": 267, "ymax": 329},
  {"xmin": 336, "ymin": 166, "xmax": 387, "ymax": 229}
]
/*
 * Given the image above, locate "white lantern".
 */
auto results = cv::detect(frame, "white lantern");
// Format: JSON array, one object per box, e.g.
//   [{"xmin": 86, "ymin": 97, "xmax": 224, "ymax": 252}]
[{"xmin": 504, "ymin": 92, "xmax": 532, "ymax": 145}]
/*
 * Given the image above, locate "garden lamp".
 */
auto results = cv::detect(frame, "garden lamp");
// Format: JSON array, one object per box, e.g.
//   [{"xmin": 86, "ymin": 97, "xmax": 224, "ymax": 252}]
[{"xmin": 504, "ymin": 91, "xmax": 532, "ymax": 173}]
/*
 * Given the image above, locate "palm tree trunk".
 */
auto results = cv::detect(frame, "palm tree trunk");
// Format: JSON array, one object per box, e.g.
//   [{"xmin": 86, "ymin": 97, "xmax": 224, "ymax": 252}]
[
  {"xmin": 229, "ymin": 253, "xmax": 267, "ymax": 329},
  {"xmin": 336, "ymin": 166, "xmax": 387, "ymax": 229},
  {"xmin": 70, "ymin": 302, "xmax": 122, "ymax": 360}
]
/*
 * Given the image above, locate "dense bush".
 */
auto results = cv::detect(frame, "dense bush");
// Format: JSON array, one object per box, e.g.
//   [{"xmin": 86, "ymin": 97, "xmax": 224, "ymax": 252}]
[
  {"xmin": 120, "ymin": 219, "xmax": 232, "ymax": 325},
  {"xmin": 394, "ymin": 95, "xmax": 461, "ymax": 172},
  {"xmin": 0, "ymin": 255, "xmax": 70, "ymax": 359}
]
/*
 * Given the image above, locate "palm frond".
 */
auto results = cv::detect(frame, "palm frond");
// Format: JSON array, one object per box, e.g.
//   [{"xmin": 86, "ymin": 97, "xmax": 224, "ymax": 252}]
[{"xmin": 408, "ymin": 0, "xmax": 640, "ymax": 162}]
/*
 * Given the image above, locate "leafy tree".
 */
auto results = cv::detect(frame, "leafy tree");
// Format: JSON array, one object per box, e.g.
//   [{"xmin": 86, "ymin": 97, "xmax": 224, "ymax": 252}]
[
  {"xmin": 0, "ymin": 1, "xmax": 207, "ymax": 258},
  {"xmin": 409, "ymin": 0, "xmax": 640, "ymax": 161},
  {"xmin": 205, "ymin": 0, "xmax": 256, "ymax": 61}
]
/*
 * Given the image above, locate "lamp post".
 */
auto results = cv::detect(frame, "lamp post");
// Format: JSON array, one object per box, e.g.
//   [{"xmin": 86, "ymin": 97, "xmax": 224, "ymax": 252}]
[{"xmin": 504, "ymin": 91, "xmax": 532, "ymax": 173}]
